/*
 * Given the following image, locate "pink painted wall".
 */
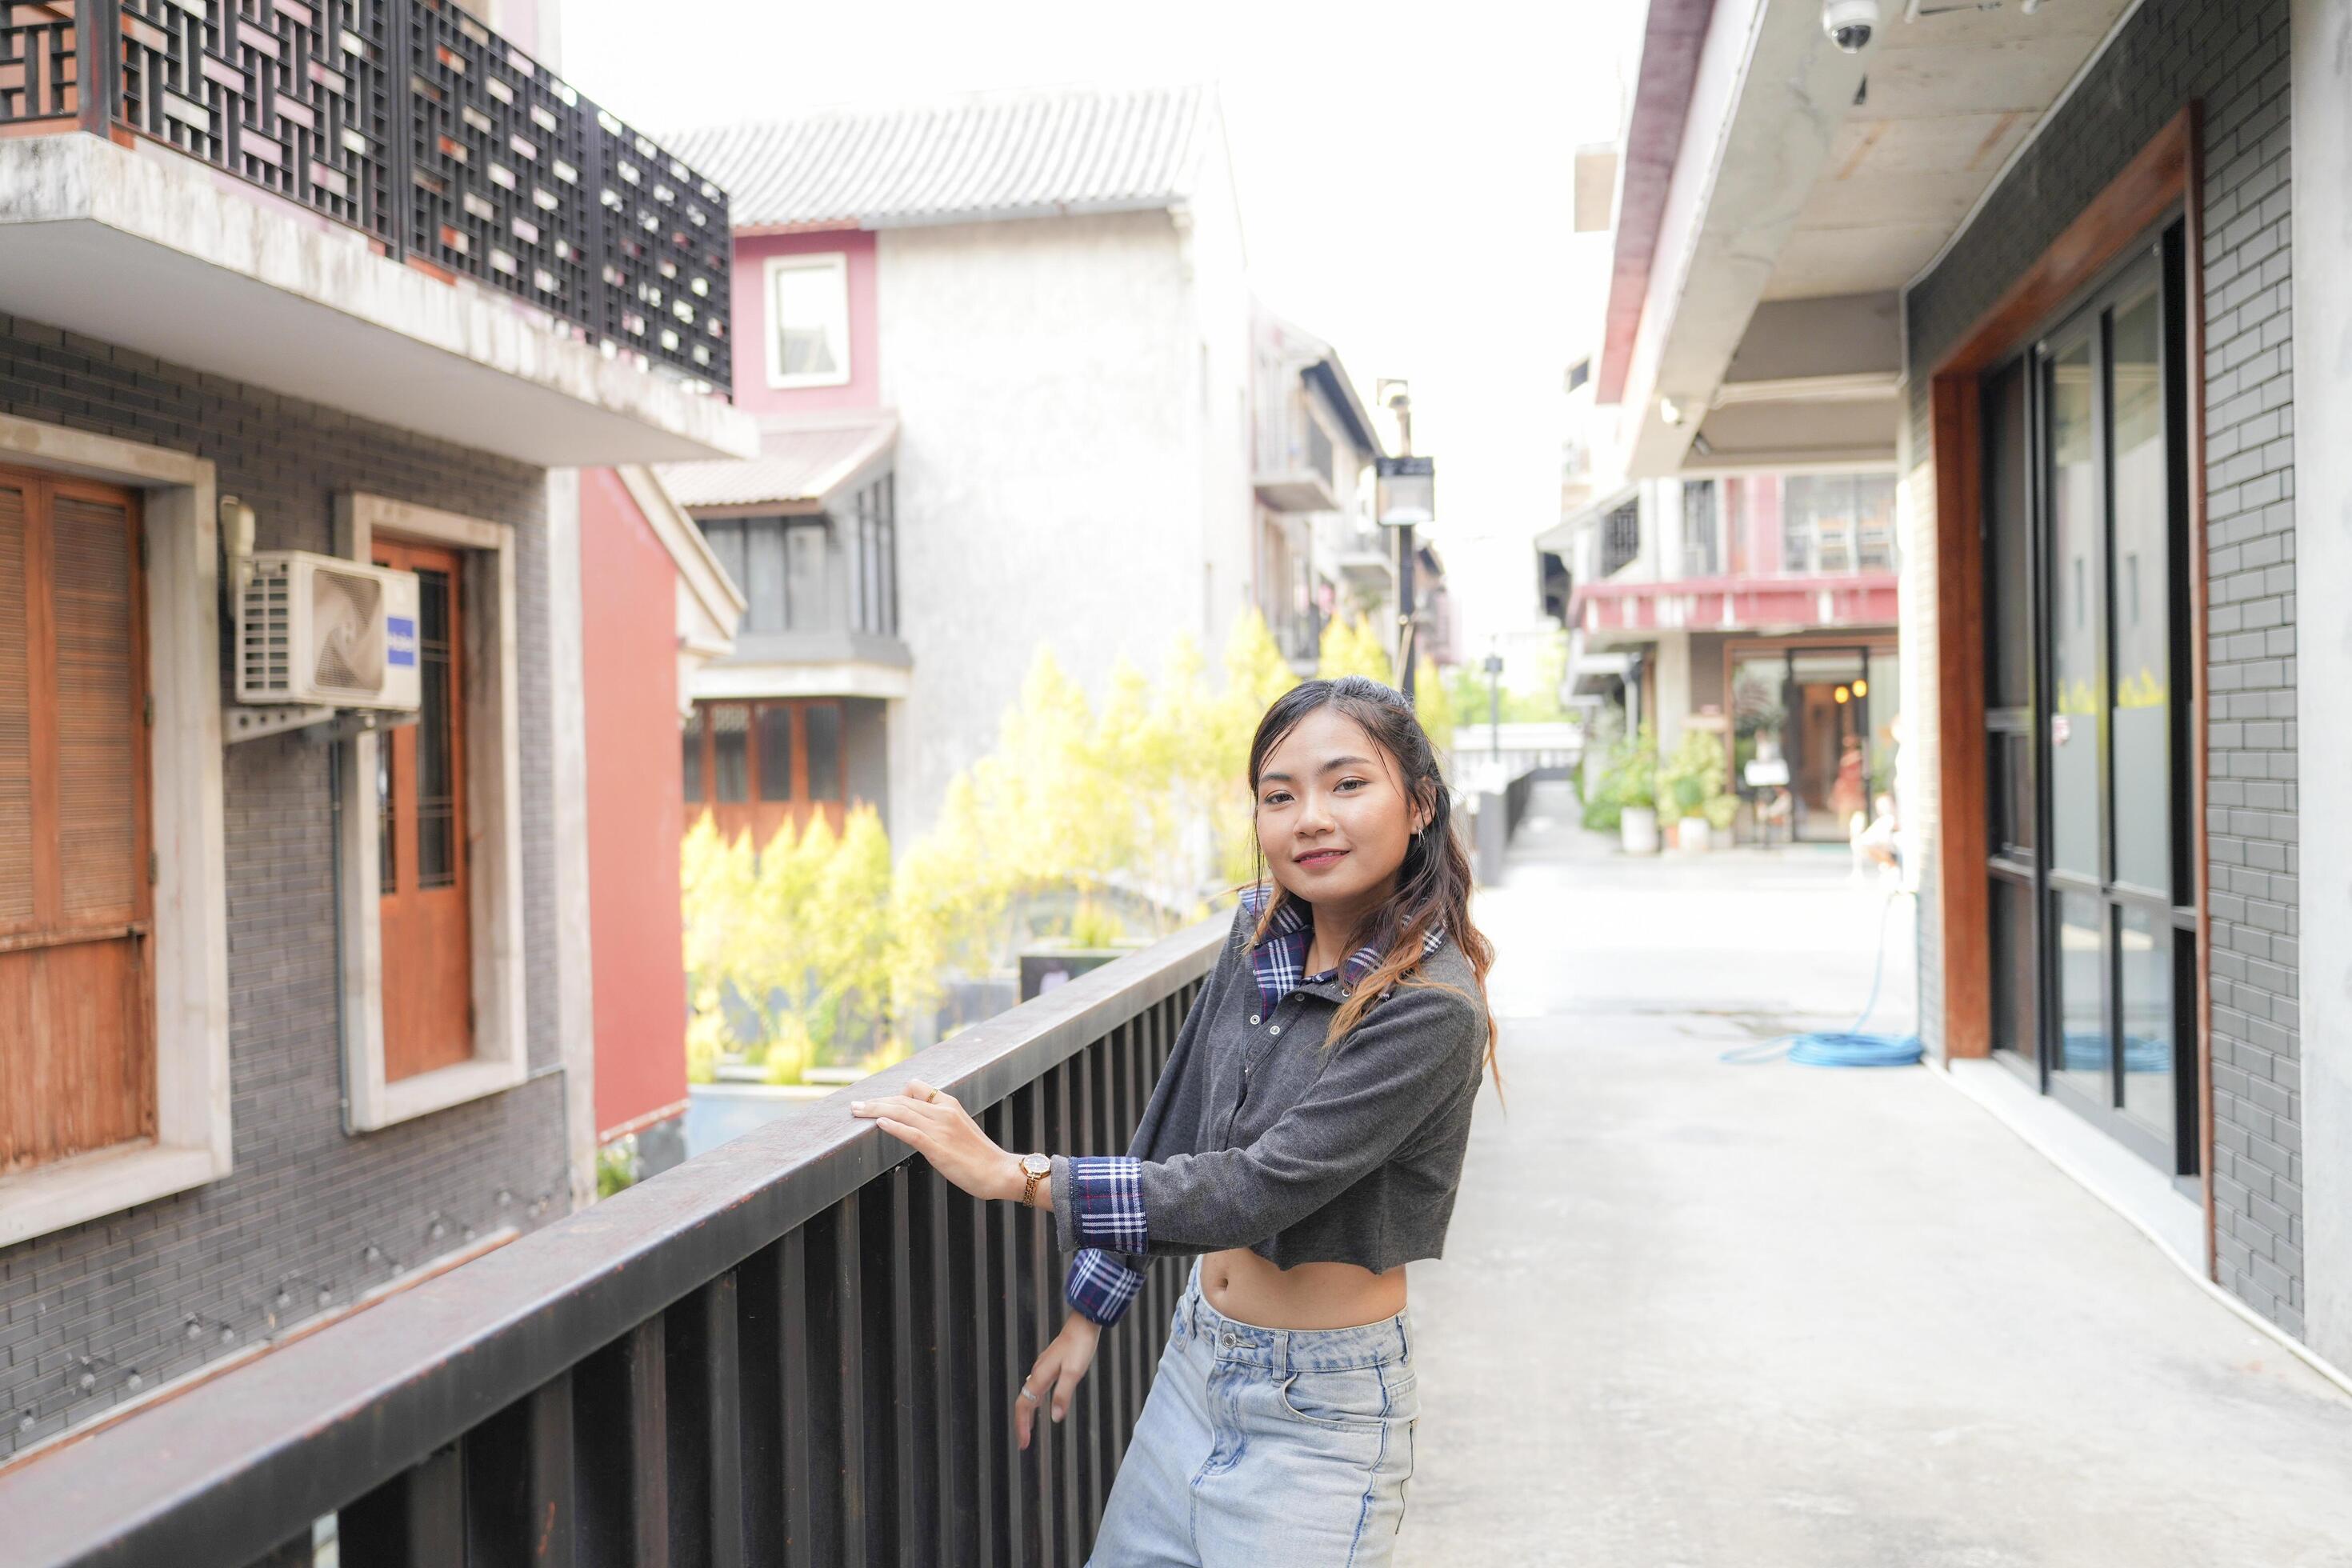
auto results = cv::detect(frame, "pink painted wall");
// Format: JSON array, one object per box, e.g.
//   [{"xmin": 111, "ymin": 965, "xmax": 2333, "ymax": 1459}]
[
  {"xmin": 730, "ymin": 230, "xmax": 882, "ymax": 414},
  {"xmin": 579, "ymin": 468, "xmax": 691, "ymax": 1142}
]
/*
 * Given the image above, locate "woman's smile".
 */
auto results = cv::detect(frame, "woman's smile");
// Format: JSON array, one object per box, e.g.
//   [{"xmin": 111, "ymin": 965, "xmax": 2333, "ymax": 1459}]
[{"xmin": 1294, "ymin": 847, "xmax": 1350, "ymax": 870}]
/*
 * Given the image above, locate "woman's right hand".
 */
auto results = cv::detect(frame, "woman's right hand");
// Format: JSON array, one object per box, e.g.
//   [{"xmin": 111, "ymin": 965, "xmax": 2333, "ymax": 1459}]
[{"xmin": 1017, "ymin": 1314, "xmax": 1102, "ymax": 1449}]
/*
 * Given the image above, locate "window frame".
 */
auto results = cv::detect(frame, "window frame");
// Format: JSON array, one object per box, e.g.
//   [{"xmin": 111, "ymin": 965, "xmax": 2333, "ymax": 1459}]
[
  {"xmin": 0, "ymin": 416, "xmax": 230, "ymax": 1249},
  {"xmin": 334, "ymin": 494, "xmax": 528, "ymax": 1131},
  {"xmin": 682, "ymin": 697, "xmax": 848, "ymax": 810},
  {"xmin": 763, "ymin": 252, "xmax": 853, "ymax": 391}
]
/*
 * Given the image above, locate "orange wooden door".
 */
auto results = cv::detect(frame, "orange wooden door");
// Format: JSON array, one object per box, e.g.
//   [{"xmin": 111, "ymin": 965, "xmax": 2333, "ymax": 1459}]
[
  {"xmin": 0, "ymin": 466, "xmax": 154, "ymax": 1174},
  {"xmin": 373, "ymin": 538, "xmax": 471, "ymax": 1081}
]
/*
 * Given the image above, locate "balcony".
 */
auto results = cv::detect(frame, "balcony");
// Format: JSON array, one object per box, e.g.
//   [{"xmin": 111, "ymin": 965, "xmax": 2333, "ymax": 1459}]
[
  {"xmin": 666, "ymin": 415, "xmax": 910, "ymax": 702},
  {"xmin": 1334, "ymin": 518, "xmax": 1394, "ymax": 592},
  {"xmin": 1566, "ymin": 473, "xmax": 1899, "ymax": 636},
  {"xmin": 1253, "ymin": 398, "xmax": 1339, "ymax": 513},
  {"xmin": 0, "ymin": 0, "xmax": 753, "ymax": 465},
  {"xmin": 0, "ymin": 918, "xmax": 1221, "ymax": 1566}
]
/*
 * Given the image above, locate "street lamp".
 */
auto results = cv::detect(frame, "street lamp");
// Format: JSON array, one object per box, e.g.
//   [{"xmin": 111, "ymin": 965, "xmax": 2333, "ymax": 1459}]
[
  {"xmin": 1376, "ymin": 452, "xmax": 1435, "ymax": 700},
  {"xmin": 1482, "ymin": 652, "xmax": 1504, "ymax": 761}
]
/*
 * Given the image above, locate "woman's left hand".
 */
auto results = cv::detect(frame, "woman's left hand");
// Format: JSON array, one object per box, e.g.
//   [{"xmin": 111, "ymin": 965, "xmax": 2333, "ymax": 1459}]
[{"xmin": 849, "ymin": 1078, "xmax": 1022, "ymax": 1202}]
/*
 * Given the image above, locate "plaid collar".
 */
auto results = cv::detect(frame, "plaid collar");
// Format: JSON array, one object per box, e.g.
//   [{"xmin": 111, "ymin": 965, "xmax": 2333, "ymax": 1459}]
[{"xmin": 1237, "ymin": 882, "xmax": 1445, "ymax": 1014}]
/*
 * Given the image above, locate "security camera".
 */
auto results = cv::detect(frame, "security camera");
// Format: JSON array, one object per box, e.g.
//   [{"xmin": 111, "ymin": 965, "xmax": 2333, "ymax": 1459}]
[{"xmin": 1823, "ymin": 0, "xmax": 1878, "ymax": 52}]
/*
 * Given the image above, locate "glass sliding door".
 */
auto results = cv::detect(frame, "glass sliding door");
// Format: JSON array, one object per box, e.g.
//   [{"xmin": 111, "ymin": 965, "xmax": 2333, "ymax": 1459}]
[{"xmin": 1978, "ymin": 226, "xmax": 2198, "ymax": 1181}]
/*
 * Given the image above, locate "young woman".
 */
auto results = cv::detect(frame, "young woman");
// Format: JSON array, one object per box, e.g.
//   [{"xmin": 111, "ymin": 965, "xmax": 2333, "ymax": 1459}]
[{"xmin": 850, "ymin": 674, "xmax": 1499, "ymax": 1564}]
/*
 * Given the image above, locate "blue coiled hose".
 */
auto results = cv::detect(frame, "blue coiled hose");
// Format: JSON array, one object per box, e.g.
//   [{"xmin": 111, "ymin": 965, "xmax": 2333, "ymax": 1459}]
[{"xmin": 1718, "ymin": 888, "xmax": 1923, "ymax": 1068}]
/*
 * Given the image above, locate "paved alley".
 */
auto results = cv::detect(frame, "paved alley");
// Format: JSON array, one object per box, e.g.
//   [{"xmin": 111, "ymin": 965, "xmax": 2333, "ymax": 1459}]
[{"xmin": 1398, "ymin": 782, "xmax": 2352, "ymax": 1568}]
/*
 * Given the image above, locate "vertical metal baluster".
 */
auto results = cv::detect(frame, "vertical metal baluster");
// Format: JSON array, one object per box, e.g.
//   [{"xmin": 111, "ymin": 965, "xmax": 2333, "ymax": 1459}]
[
  {"xmin": 837, "ymin": 1193, "xmax": 872, "ymax": 1566},
  {"xmin": 1080, "ymin": 1032, "xmax": 1109, "ymax": 1522},
  {"xmin": 250, "ymin": 1532, "xmax": 314, "ymax": 1568},
  {"xmin": 802, "ymin": 1206, "xmax": 850, "ymax": 1567},
  {"xmin": 927, "ymin": 1167, "xmax": 966, "ymax": 1567},
  {"xmin": 1094, "ymin": 1030, "xmax": 1127, "ymax": 1498},
  {"xmin": 1142, "ymin": 1000, "xmax": 1170, "ymax": 1368},
  {"xmin": 1058, "ymin": 1053, "xmax": 1082, "ymax": 1561},
  {"xmin": 735, "ymin": 1242, "xmax": 791, "ymax": 1566},
  {"xmin": 780, "ymin": 1228, "xmax": 818, "ymax": 1568},
  {"xmin": 990, "ymin": 1099, "xmax": 1024, "ymax": 1567},
  {"xmin": 461, "ymin": 1371, "xmax": 577, "ymax": 1568},
  {"xmin": 1128, "ymin": 1007, "xmax": 1154, "ymax": 1417},
  {"xmin": 1027, "ymin": 1074, "xmax": 1058, "ymax": 1566},
  {"xmin": 571, "ymin": 1317, "xmax": 670, "ymax": 1568},
  {"xmin": 340, "ymin": 1443, "xmax": 464, "ymax": 1568},
  {"xmin": 959, "ymin": 1128, "xmax": 997, "ymax": 1568},
  {"xmin": 888, "ymin": 1164, "xmax": 922, "ymax": 1566},
  {"xmin": 663, "ymin": 1274, "xmax": 746, "ymax": 1568}
]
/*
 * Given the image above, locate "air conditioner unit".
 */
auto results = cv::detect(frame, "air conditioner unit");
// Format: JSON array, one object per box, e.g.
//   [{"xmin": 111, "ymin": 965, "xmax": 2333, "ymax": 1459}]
[{"xmin": 236, "ymin": 551, "xmax": 422, "ymax": 711}]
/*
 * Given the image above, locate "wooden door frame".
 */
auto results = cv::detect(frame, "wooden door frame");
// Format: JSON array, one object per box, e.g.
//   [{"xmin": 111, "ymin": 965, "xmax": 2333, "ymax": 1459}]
[
  {"xmin": 370, "ymin": 535, "xmax": 473, "ymax": 1084},
  {"xmin": 1926, "ymin": 102, "xmax": 2213, "ymax": 1268},
  {"xmin": 334, "ymin": 494, "xmax": 527, "ymax": 1132}
]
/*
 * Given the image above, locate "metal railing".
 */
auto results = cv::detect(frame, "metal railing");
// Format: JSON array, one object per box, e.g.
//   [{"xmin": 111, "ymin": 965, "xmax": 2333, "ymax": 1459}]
[
  {"xmin": 0, "ymin": 0, "xmax": 731, "ymax": 390},
  {"xmin": 0, "ymin": 917, "xmax": 1225, "ymax": 1567}
]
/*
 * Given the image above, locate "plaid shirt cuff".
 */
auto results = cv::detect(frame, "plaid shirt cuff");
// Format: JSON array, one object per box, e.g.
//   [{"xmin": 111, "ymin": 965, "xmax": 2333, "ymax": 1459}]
[
  {"xmin": 1065, "ymin": 1248, "xmax": 1145, "ymax": 1326},
  {"xmin": 1066, "ymin": 1154, "xmax": 1147, "ymax": 1253}
]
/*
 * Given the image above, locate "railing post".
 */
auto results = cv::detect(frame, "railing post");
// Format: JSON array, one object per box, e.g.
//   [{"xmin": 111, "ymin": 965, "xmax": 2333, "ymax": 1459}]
[
  {"xmin": 573, "ymin": 1318, "xmax": 670, "ymax": 1568},
  {"xmin": 383, "ymin": 0, "xmax": 412, "ymax": 265},
  {"xmin": 342, "ymin": 1444, "xmax": 466, "ymax": 1568},
  {"xmin": 74, "ymin": 0, "xmax": 117, "ymax": 137},
  {"xmin": 664, "ymin": 1274, "xmax": 746, "ymax": 1568},
  {"xmin": 462, "ymin": 1374, "xmax": 578, "ymax": 1568},
  {"xmin": 579, "ymin": 94, "xmax": 610, "ymax": 354}
]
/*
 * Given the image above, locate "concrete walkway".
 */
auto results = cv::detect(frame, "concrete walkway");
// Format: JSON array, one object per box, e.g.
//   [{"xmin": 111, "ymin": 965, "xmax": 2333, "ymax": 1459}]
[{"xmin": 1400, "ymin": 782, "xmax": 2352, "ymax": 1568}]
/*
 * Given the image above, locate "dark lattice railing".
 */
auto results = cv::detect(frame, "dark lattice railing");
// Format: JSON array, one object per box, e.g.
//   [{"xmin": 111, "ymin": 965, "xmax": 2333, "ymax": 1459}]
[
  {"xmin": 0, "ymin": 916, "xmax": 1223, "ymax": 1568},
  {"xmin": 2, "ymin": 0, "xmax": 730, "ymax": 391}
]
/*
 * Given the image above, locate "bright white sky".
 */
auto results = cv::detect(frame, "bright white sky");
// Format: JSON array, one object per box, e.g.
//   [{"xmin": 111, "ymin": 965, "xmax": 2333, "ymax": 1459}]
[{"xmin": 560, "ymin": 0, "xmax": 1639, "ymax": 660}]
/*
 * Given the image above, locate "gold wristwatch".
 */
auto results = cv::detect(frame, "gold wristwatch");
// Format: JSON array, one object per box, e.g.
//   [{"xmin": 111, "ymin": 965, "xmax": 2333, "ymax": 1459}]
[{"xmin": 1018, "ymin": 1152, "xmax": 1051, "ymax": 1208}]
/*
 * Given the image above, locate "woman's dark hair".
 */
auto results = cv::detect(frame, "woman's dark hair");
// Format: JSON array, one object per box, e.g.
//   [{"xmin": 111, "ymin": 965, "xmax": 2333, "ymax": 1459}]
[{"xmin": 1242, "ymin": 675, "xmax": 1501, "ymax": 1093}]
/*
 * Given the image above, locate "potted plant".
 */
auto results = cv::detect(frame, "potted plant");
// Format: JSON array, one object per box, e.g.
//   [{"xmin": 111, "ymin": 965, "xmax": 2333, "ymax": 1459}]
[
  {"xmin": 1611, "ymin": 726, "xmax": 1660, "ymax": 854},
  {"xmin": 1661, "ymin": 730, "xmax": 1730, "ymax": 853}
]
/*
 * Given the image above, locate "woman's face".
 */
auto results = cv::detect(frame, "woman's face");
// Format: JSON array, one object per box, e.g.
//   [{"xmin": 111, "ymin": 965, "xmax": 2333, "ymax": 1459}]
[{"xmin": 1254, "ymin": 706, "xmax": 1427, "ymax": 910}]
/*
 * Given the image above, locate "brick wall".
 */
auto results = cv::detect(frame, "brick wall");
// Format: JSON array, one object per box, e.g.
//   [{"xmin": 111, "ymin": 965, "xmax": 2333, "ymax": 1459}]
[
  {"xmin": 1904, "ymin": 0, "xmax": 2301, "ymax": 1334},
  {"xmin": 0, "ymin": 314, "xmax": 572, "ymax": 1455}
]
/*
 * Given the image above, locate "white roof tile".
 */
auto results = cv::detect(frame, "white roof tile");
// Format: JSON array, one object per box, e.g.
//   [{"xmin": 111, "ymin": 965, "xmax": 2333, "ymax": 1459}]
[{"xmin": 667, "ymin": 85, "xmax": 1210, "ymax": 230}]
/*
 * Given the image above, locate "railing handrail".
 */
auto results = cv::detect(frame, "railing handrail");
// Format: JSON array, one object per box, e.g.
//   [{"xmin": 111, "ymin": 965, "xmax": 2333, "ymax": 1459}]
[{"xmin": 0, "ymin": 914, "xmax": 1226, "ymax": 1568}]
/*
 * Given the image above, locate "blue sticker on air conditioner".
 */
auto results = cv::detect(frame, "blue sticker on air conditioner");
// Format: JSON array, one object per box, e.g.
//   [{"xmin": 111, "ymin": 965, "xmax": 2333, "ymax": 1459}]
[{"xmin": 387, "ymin": 614, "xmax": 418, "ymax": 668}]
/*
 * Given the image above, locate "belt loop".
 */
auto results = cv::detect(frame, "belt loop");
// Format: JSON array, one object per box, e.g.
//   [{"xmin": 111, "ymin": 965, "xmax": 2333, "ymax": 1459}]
[{"xmin": 1394, "ymin": 1312, "xmax": 1410, "ymax": 1363}]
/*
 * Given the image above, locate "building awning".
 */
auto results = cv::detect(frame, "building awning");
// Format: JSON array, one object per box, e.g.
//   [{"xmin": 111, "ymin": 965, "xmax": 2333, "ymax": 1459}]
[{"xmin": 657, "ymin": 413, "xmax": 898, "ymax": 516}]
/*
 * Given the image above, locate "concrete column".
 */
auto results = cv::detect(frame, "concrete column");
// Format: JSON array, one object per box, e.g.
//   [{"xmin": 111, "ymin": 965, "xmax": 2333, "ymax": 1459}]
[
  {"xmin": 546, "ymin": 468, "xmax": 599, "ymax": 1210},
  {"xmin": 1653, "ymin": 630, "xmax": 1692, "ymax": 754},
  {"xmin": 2290, "ymin": 0, "xmax": 2352, "ymax": 1374}
]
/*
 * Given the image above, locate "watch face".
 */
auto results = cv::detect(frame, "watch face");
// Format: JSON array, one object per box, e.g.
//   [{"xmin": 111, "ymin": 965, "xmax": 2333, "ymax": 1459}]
[{"xmin": 1023, "ymin": 1154, "xmax": 1051, "ymax": 1177}]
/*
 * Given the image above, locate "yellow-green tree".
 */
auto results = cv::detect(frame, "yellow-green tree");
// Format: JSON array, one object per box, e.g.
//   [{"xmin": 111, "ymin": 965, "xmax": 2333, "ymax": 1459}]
[
  {"xmin": 686, "ymin": 610, "xmax": 1409, "ymax": 1077},
  {"xmin": 1316, "ymin": 612, "xmax": 1394, "ymax": 684}
]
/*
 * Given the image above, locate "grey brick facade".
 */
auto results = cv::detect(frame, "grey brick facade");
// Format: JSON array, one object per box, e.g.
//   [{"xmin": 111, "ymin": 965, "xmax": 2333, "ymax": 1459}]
[
  {"xmin": 0, "ymin": 313, "xmax": 573, "ymax": 1456},
  {"xmin": 1905, "ymin": 0, "xmax": 2302, "ymax": 1334}
]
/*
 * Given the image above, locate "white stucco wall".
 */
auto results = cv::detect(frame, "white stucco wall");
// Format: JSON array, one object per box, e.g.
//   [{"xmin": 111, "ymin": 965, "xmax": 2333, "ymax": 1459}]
[
  {"xmin": 2289, "ymin": 0, "xmax": 2352, "ymax": 1376},
  {"xmin": 876, "ymin": 206, "xmax": 1249, "ymax": 846}
]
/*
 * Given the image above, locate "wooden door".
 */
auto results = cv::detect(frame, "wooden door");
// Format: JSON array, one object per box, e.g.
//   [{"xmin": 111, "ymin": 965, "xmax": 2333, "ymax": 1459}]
[
  {"xmin": 0, "ymin": 465, "xmax": 154, "ymax": 1174},
  {"xmin": 373, "ymin": 538, "xmax": 471, "ymax": 1081}
]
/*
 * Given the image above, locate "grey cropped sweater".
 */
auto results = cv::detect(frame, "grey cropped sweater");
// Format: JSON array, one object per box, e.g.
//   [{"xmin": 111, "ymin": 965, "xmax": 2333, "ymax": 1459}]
[{"xmin": 1047, "ymin": 889, "xmax": 1489, "ymax": 1298}]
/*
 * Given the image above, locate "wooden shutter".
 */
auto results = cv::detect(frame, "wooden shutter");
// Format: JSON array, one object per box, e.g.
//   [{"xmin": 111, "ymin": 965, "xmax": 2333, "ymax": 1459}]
[{"xmin": 0, "ymin": 466, "xmax": 154, "ymax": 1176}]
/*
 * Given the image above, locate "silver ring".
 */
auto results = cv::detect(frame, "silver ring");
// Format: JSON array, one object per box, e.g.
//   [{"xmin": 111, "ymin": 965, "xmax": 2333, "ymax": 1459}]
[{"xmin": 1016, "ymin": 1383, "xmax": 1040, "ymax": 1403}]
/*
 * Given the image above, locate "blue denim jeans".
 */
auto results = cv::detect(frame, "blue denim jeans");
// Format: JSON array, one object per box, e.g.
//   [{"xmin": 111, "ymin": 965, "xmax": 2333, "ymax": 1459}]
[{"xmin": 1087, "ymin": 1258, "xmax": 1419, "ymax": 1566}]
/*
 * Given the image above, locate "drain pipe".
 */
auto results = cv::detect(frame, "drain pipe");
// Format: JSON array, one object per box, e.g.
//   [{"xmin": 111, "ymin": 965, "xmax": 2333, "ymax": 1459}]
[{"xmin": 326, "ymin": 738, "xmax": 353, "ymax": 1136}]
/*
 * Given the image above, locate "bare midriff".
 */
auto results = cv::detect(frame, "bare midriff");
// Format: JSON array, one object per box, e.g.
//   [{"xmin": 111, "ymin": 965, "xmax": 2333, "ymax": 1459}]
[{"xmin": 1198, "ymin": 1246, "xmax": 1406, "ymax": 1330}]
